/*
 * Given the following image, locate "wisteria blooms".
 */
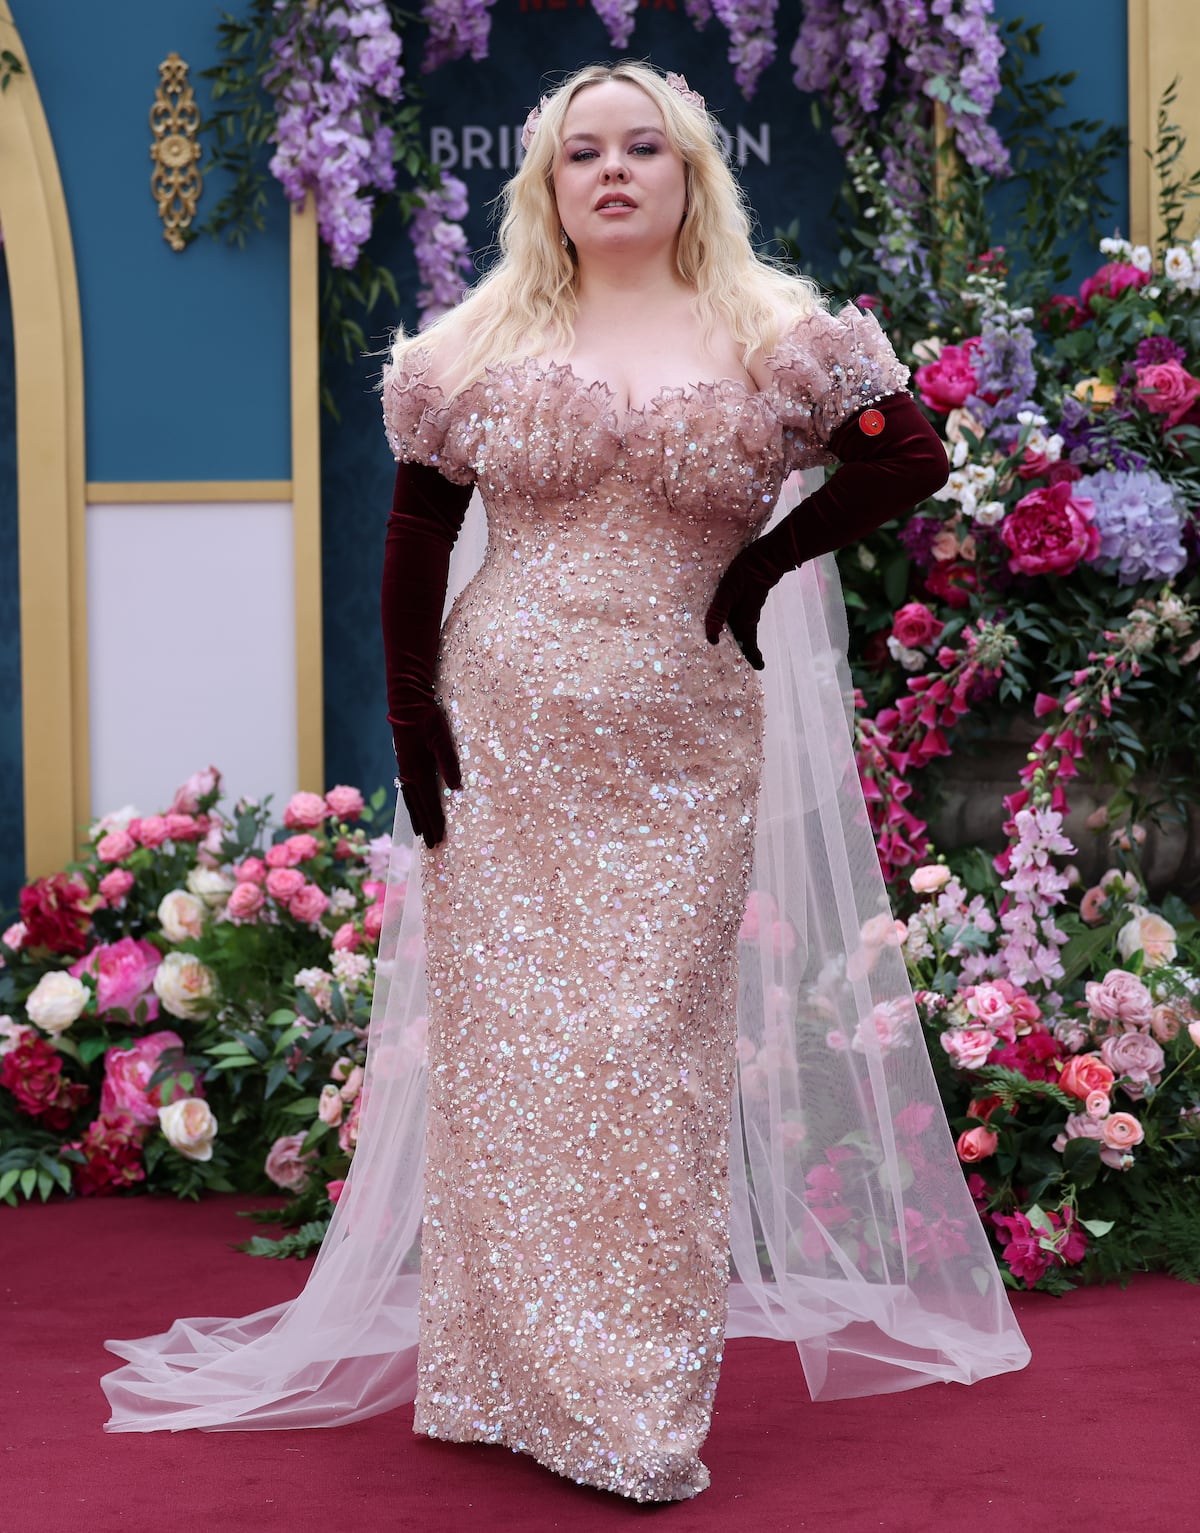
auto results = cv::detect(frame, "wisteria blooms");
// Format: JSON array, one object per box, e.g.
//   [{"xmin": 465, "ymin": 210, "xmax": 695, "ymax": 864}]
[
  {"xmin": 712, "ymin": 0, "xmax": 779, "ymax": 98},
  {"xmin": 420, "ymin": 0, "xmax": 498, "ymax": 71},
  {"xmin": 265, "ymin": 0, "xmax": 404, "ymax": 270},
  {"xmin": 591, "ymin": 0, "xmax": 639, "ymax": 51},
  {"xmin": 410, "ymin": 175, "xmax": 474, "ymax": 328}
]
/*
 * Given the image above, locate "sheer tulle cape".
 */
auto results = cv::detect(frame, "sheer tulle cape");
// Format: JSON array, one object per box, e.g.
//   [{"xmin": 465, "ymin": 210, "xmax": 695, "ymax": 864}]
[{"xmin": 101, "ymin": 479, "xmax": 1029, "ymax": 1433}]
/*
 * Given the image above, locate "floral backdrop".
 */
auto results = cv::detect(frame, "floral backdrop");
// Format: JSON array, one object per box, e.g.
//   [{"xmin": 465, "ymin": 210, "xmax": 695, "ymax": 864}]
[{"xmin": 3, "ymin": 4, "xmax": 1200, "ymax": 1295}]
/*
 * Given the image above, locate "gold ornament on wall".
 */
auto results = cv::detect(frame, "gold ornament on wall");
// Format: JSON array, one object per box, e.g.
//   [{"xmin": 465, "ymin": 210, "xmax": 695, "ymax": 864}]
[{"xmin": 150, "ymin": 52, "xmax": 202, "ymax": 251}]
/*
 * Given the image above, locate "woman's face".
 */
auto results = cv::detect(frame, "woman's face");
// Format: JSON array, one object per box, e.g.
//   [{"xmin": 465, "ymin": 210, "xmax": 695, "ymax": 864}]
[{"xmin": 552, "ymin": 79, "xmax": 688, "ymax": 264}]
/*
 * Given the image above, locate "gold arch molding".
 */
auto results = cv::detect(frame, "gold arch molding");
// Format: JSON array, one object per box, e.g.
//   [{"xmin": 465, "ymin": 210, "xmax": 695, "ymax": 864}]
[{"xmin": 0, "ymin": 2, "xmax": 88, "ymax": 878}]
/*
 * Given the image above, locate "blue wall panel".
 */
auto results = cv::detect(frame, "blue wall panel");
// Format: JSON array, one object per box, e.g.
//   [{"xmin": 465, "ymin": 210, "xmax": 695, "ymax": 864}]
[{"xmin": 12, "ymin": 0, "xmax": 291, "ymax": 482}]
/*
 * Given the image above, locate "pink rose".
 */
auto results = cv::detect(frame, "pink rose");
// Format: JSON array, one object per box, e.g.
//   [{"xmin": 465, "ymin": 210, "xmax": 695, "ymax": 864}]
[
  {"xmin": 1099, "ymin": 1031, "xmax": 1164, "ymax": 1100},
  {"xmin": 226, "ymin": 882, "xmax": 265, "ymax": 921},
  {"xmin": 1058, "ymin": 1053, "xmax": 1116, "ymax": 1101},
  {"xmin": 263, "ymin": 1132, "xmax": 316, "ymax": 1192},
  {"xmin": 234, "ymin": 857, "xmax": 266, "ymax": 884},
  {"xmin": 98, "ymin": 869, "xmax": 135, "ymax": 905},
  {"xmin": 1084, "ymin": 968, "xmax": 1154, "ymax": 1031},
  {"xmin": 339, "ymin": 1065, "xmax": 365, "ymax": 1103},
  {"xmin": 99, "ymin": 1030, "xmax": 187, "ymax": 1125},
  {"xmin": 1100, "ymin": 1111, "xmax": 1144, "ymax": 1150},
  {"xmin": 266, "ymin": 842, "xmax": 302, "ymax": 869},
  {"xmin": 71, "ymin": 937, "xmax": 162, "ymax": 1020},
  {"xmin": 1079, "ymin": 261, "xmax": 1151, "ymax": 308},
  {"xmin": 169, "ymin": 766, "xmax": 221, "ymax": 815},
  {"xmin": 956, "ymin": 1126, "xmax": 998, "ymax": 1162},
  {"xmin": 288, "ymin": 882, "xmax": 329, "ymax": 925},
  {"xmin": 1079, "ymin": 886, "xmax": 1107, "ymax": 925},
  {"xmin": 962, "ymin": 984, "xmax": 1016, "ymax": 1039},
  {"xmin": 133, "ymin": 814, "xmax": 170, "ymax": 849},
  {"xmin": 163, "ymin": 813, "xmax": 203, "ymax": 842},
  {"xmin": 285, "ymin": 833, "xmax": 320, "ymax": 863},
  {"xmin": 363, "ymin": 903, "xmax": 385, "ymax": 942},
  {"xmin": 97, "ymin": 829, "xmax": 136, "ymax": 863},
  {"xmin": 1000, "ymin": 481, "xmax": 1101, "ymax": 577},
  {"xmin": 283, "ymin": 792, "xmax": 328, "ymax": 830},
  {"xmin": 337, "ymin": 1098, "xmax": 361, "ymax": 1155},
  {"xmin": 1136, "ymin": 360, "xmax": 1200, "ymax": 429},
  {"xmin": 265, "ymin": 868, "xmax": 306, "ymax": 902},
  {"xmin": 2, "ymin": 921, "xmax": 26, "ymax": 951},
  {"xmin": 891, "ymin": 602, "xmax": 944, "ymax": 651},
  {"xmin": 738, "ymin": 890, "xmax": 778, "ymax": 943},
  {"xmin": 326, "ymin": 1178, "xmax": 346, "ymax": 1204},
  {"xmin": 914, "ymin": 338, "xmax": 981, "ymax": 412},
  {"xmin": 1189, "ymin": 1021, "xmax": 1200, "ymax": 1049},
  {"xmin": 940, "ymin": 1027, "xmax": 997, "ymax": 1070},
  {"xmin": 1116, "ymin": 910, "xmax": 1177, "ymax": 969},
  {"xmin": 331, "ymin": 922, "xmax": 360, "ymax": 952},
  {"xmin": 325, "ymin": 785, "xmax": 365, "ymax": 821}
]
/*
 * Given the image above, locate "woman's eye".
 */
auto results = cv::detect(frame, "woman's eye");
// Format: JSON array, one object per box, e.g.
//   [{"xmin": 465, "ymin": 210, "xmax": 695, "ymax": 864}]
[
  {"xmin": 569, "ymin": 149, "xmax": 598, "ymax": 162},
  {"xmin": 630, "ymin": 144, "xmax": 657, "ymax": 156}
]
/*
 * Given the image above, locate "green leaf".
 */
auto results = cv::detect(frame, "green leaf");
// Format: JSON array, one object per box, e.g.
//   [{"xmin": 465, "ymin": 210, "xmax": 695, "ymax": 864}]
[
  {"xmin": 264, "ymin": 1059, "xmax": 291, "ymax": 1100},
  {"xmin": 279, "ymin": 1096, "xmax": 321, "ymax": 1117},
  {"xmin": 1080, "ymin": 1217, "xmax": 1115, "ymax": 1237},
  {"xmin": 79, "ymin": 1035, "xmax": 113, "ymax": 1064},
  {"xmin": 19, "ymin": 1167, "xmax": 37, "ymax": 1200},
  {"xmin": 0, "ymin": 1168, "xmax": 22, "ymax": 1200}
]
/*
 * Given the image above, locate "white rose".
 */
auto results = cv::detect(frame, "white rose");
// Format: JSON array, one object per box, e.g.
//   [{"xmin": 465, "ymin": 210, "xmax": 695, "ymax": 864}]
[
  {"xmin": 158, "ymin": 889, "xmax": 206, "ymax": 943},
  {"xmin": 25, "ymin": 971, "xmax": 90, "ymax": 1035},
  {"xmin": 153, "ymin": 951, "xmax": 217, "ymax": 1019},
  {"xmin": 158, "ymin": 1097, "xmax": 218, "ymax": 1161},
  {"xmin": 1130, "ymin": 244, "xmax": 1153, "ymax": 272},
  {"xmin": 1163, "ymin": 247, "xmax": 1193, "ymax": 283},
  {"xmin": 186, "ymin": 866, "xmax": 235, "ymax": 909}
]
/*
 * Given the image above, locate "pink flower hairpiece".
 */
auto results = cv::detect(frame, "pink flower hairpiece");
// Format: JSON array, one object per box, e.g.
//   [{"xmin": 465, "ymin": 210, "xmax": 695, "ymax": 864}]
[{"xmin": 519, "ymin": 73, "xmax": 708, "ymax": 154}]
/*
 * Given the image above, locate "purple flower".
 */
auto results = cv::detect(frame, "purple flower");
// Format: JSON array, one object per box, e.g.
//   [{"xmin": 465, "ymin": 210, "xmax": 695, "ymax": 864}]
[
  {"xmin": 591, "ymin": 0, "xmax": 639, "ymax": 51},
  {"xmin": 713, "ymin": 0, "xmax": 779, "ymax": 98},
  {"xmin": 410, "ymin": 175, "xmax": 474, "ymax": 327},
  {"xmin": 966, "ymin": 312, "xmax": 1036, "ymax": 429},
  {"xmin": 420, "ymin": 0, "xmax": 497, "ymax": 71},
  {"xmin": 1135, "ymin": 335, "xmax": 1187, "ymax": 368},
  {"xmin": 1074, "ymin": 468, "xmax": 1188, "ymax": 584}
]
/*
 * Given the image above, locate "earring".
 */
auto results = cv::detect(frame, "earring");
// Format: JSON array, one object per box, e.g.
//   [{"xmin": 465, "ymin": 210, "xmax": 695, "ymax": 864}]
[{"xmin": 560, "ymin": 227, "xmax": 570, "ymax": 249}]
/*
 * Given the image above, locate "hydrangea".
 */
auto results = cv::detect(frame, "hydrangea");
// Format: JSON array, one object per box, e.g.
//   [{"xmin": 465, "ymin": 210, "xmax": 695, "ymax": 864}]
[{"xmin": 1074, "ymin": 468, "xmax": 1188, "ymax": 585}]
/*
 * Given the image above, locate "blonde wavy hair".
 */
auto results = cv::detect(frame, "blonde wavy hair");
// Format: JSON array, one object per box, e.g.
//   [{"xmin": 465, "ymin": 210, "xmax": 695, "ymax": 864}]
[{"xmin": 391, "ymin": 61, "xmax": 823, "ymax": 393}]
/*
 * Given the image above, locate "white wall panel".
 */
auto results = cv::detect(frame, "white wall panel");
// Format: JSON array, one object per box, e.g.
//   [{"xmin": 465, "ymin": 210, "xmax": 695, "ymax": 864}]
[{"xmin": 87, "ymin": 501, "xmax": 298, "ymax": 819}]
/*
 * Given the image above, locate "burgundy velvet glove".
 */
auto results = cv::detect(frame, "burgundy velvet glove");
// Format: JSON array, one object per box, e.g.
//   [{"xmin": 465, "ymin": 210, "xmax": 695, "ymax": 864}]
[
  {"xmin": 705, "ymin": 392, "xmax": 949, "ymax": 669},
  {"xmin": 382, "ymin": 460, "xmax": 474, "ymax": 847}
]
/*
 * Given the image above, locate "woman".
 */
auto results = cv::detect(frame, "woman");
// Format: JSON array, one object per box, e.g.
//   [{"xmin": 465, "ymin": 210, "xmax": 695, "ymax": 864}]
[{"xmin": 103, "ymin": 63, "xmax": 1029, "ymax": 1502}]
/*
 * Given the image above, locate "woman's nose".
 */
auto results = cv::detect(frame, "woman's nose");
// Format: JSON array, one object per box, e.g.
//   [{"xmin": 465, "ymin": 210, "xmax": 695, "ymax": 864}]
[{"xmin": 600, "ymin": 156, "xmax": 629, "ymax": 182}]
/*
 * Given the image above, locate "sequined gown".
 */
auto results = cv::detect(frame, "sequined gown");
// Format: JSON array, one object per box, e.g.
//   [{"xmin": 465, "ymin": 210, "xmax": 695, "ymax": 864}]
[{"xmin": 382, "ymin": 305, "xmax": 908, "ymax": 1502}]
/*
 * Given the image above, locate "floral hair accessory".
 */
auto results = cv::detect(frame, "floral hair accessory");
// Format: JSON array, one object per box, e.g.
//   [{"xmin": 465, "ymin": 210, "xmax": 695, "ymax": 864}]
[
  {"xmin": 520, "ymin": 96, "xmax": 548, "ymax": 152},
  {"xmin": 520, "ymin": 73, "xmax": 707, "ymax": 154}
]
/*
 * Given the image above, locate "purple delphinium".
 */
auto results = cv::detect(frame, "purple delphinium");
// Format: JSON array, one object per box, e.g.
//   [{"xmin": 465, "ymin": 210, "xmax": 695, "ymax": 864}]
[
  {"xmin": 1057, "ymin": 394, "xmax": 1149, "ymax": 473},
  {"xmin": 712, "ymin": 0, "xmax": 779, "ymax": 98},
  {"xmin": 420, "ymin": 0, "xmax": 498, "ymax": 71},
  {"xmin": 965, "ymin": 312, "xmax": 1036, "ymax": 429},
  {"xmin": 1074, "ymin": 468, "xmax": 1188, "ymax": 584},
  {"xmin": 411, "ymin": 175, "xmax": 474, "ymax": 328},
  {"xmin": 266, "ymin": 0, "xmax": 404, "ymax": 270}
]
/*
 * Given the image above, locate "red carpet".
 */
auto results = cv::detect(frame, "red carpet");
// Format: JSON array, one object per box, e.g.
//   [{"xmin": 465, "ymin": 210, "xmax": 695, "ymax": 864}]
[{"xmin": 4, "ymin": 1195, "xmax": 1196, "ymax": 1533}]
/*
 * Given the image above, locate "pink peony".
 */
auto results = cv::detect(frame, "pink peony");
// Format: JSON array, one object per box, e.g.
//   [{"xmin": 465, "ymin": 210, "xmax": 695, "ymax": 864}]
[
  {"xmin": 363, "ymin": 903, "xmax": 385, "ymax": 942},
  {"xmin": 913, "ymin": 338, "xmax": 981, "ymax": 412},
  {"xmin": 96, "ymin": 829, "xmax": 136, "ymax": 863},
  {"xmin": 1084, "ymin": 968, "xmax": 1154, "ymax": 1031},
  {"xmin": 283, "ymin": 792, "xmax": 328, "ymax": 830},
  {"xmin": 226, "ymin": 882, "xmax": 265, "ymax": 922},
  {"xmin": 1000, "ymin": 481, "xmax": 1100, "ymax": 577},
  {"xmin": 234, "ymin": 857, "xmax": 266, "ymax": 884},
  {"xmin": 265, "ymin": 868, "xmax": 306, "ymax": 902},
  {"xmin": 289, "ymin": 883, "xmax": 329, "ymax": 925},
  {"xmin": 325, "ymin": 785, "xmax": 365, "ymax": 821},
  {"xmin": 98, "ymin": 869, "xmax": 135, "ymax": 905},
  {"xmin": 1079, "ymin": 261, "xmax": 1151, "ymax": 308},
  {"xmin": 1135, "ymin": 360, "xmax": 1200, "ymax": 429},
  {"xmin": 891, "ymin": 602, "xmax": 944, "ymax": 651},
  {"xmin": 169, "ymin": 766, "xmax": 221, "ymax": 815},
  {"xmin": 70, "ymin": 937, "xmax": 161, "ymax": 1021},
  {"xmin": 264, "ymin": 1132, "xmax": 316, "ymax": 1192},
  {"xmin": 1099, "ymin": 1031, "xmax": 1164, "ymax": 1100},
  {"xmin": 99, "ymin": 1030, "xmax": 188, "ymax": 1125}
]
